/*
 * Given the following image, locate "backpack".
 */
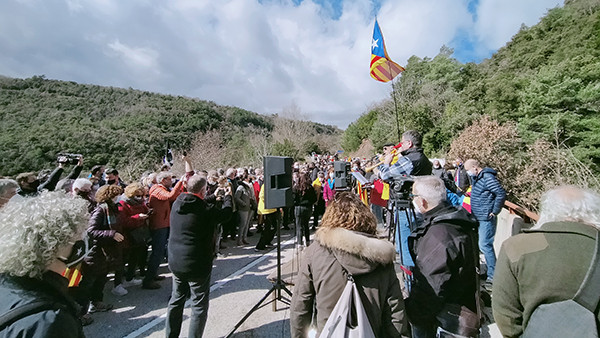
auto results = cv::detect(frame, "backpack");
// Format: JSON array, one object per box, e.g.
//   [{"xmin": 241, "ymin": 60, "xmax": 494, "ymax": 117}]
[
  {"xmin": 522, "ymin": 230, "xmax": 600, "ymax": 338},
  {"xmin": 319, "ymin": 274, "xmax": 375, "ymax": 338}
]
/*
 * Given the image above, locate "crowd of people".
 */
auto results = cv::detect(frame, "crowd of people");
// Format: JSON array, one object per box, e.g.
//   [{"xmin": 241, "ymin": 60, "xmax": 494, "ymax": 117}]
[{"xmin": 0, "ymin": 130, "xmax": 598, "ymax": 337}]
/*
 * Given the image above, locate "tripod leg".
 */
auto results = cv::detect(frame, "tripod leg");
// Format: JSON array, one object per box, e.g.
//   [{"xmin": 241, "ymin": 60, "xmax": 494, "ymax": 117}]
[
  {"xmin": 226, "ymin": 209, "xmax": 293, "ymax": 336},
  {"xmin": 226, "ymin": 286, "xmax": 277, "ymax": 338}
]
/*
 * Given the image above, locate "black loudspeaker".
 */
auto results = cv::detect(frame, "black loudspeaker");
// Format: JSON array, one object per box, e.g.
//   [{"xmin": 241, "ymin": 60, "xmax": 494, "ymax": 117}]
[
  {"xmin": 264, "ymin": 156, "xmax": 293, "ymax": 209},
  {"xmin": 334, "ymin": 161, "xmax": 351, "ymax": 189}
]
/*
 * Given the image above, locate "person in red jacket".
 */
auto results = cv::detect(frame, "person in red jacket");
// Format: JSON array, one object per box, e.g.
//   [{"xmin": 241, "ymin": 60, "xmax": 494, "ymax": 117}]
[
  {"xmin": 118, "ymin": 183, "xmax": 151, "ymax": 288},
  {"xmin": 142, "ymin": 171, "xmax": 184, "ymax": 289}
]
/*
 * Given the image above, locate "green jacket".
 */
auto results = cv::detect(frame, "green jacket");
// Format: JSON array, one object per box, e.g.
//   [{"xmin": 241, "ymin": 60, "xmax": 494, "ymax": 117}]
[{"xmin": 492, "ymin": 221, "xmax": 599, "ymax": 337}]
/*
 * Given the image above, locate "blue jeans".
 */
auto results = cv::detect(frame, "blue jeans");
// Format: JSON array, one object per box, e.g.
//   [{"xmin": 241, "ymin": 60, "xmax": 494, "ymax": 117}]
[
  {"xmin": 166, "ymin": 273, "xmax": 211, "ymax": 338},
  {"xmin": 478, "ymin": 217, "xmax": 497, "ymax": 281},
  {"xmin": 144, "ymin": 227, "xmax": 169, "ymax": 283},
  {"xmin": 371, "ymin": 204, "xmax": 384, "ymax": 225},
  {"xmin": 395, "ymin": 208, "xmax": 415, "ymax": 267}
]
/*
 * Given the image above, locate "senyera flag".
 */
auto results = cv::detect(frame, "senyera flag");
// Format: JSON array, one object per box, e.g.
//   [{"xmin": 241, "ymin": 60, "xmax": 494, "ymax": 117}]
[{"xmin": 370, "ymin": 20, "xmax": 404, "ymax": 82}]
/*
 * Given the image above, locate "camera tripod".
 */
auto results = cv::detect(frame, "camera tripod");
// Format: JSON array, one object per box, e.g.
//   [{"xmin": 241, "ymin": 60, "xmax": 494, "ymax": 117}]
[
  {"xmin": 388, "ymin": 198, "xmax": 417, "ymax": 293},
  {"xmin": 225, "ymin": 214, "xmax": 292, "ymax": 337}
]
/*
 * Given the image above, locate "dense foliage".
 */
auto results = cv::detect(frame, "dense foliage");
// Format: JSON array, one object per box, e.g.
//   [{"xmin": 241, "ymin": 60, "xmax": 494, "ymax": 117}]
[
  {"xmin": 343, "ymin": 0, "xmax": 600, "ymax": 207},
  {"xmin": 0, "ymin": 76, "xmax": 340, "ymax": 178}
]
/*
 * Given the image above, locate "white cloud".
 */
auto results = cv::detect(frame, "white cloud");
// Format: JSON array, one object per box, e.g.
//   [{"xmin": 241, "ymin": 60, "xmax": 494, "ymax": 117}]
[
  {"xmin": 475, "ymin": 0, "xmax": 562, "ymax": 51},
  {"xmin": 106, "ymin": 40, "xmax": 159, "ymax": 71},
  {"xmin": 0, "ymin": 0, "xmax": 563, "ymax": 128}
]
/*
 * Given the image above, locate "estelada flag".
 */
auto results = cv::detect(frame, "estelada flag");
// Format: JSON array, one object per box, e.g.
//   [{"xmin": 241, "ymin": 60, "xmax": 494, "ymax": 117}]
[
  {"xmin": 370, "ymin": 20, "xmax": 404, "ymax": 82},
  {"xmin": 63, "ymin": 262, "xmax": 83, "ymax": 287},
  {"xmin": 357, "ymin": 182, "xmax": 369, "ymax": 206}
]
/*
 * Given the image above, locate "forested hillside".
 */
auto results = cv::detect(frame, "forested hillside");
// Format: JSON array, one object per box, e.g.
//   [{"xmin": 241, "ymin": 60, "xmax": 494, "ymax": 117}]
[
  {"xmin": 343, "ymin": 0, "xmax": 600, "ymax": 209},
  {"xmin": 0, "ymin": 76, "xmax": 340, "ymax": 178}
]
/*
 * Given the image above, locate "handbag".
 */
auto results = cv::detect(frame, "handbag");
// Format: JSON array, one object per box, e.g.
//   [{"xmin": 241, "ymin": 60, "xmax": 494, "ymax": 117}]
[
  {"xmin": 129, "ymin": 225, "xmax": 151, "ymax": 245},
  {"xmin": 435, "ymin": 303, "xmax": 480, "ymax": 338}
]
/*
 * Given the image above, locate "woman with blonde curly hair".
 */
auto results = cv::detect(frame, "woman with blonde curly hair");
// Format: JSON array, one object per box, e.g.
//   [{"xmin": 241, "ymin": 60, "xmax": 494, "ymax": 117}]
[
  {"xmin": 0, "ymin": 191, "xmax": 88, "ymax": 336},
  {"xmin": 79, "ymin": 184, "xmax": 125, "ymax": 314},
  {"xmin": 290, "ymin": 192, "xmax": 409, "ymax": 337},
  {"xmin": 118, "ymin": 183, "xmax": 151, "ymax": 286}
]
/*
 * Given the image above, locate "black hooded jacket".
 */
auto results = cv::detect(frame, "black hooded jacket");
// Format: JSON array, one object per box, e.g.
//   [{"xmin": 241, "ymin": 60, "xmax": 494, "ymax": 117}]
[
  {"xmin": 406, "ymin": 202, "xmax": 478, "ymax": 326},
  {"xmin": 168, "ymin": 193, "xmax": 232, "ymax": 279},
  {"xmin": 0, "ymin": 271, "xmax": 83, "ymax": 337}
]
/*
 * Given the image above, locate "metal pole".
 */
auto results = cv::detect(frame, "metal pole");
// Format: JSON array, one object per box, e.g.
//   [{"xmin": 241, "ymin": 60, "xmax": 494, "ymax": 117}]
[{"xmin": 390, "ymin": 80, "xmax": 402, "ymax": 142}]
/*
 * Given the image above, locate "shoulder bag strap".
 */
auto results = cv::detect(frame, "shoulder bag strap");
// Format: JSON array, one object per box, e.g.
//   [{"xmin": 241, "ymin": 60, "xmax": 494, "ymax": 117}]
[
  {"xmin": 329, "ymin": 249, "xmax": 354, "ymax": 282},
  {"xmin": 0, "ymin": 301, "xmax": 61, "ymax": 330},
  {"xmin": 573, "ymin": 230, "xmax": 600, "ymax": 313}
]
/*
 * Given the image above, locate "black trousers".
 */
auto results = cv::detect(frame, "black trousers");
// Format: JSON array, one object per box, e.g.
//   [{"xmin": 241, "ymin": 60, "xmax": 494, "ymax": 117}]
[{"xmin": 256, "ymin": 212, "xmax": 279, "ymax": 249}]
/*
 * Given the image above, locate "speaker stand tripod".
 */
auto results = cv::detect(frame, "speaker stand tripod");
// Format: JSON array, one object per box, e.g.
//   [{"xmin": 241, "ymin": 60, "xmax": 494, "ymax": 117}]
[{"xmin": 225, "ymin": 217, "xmax": 292, "ymax": 337}]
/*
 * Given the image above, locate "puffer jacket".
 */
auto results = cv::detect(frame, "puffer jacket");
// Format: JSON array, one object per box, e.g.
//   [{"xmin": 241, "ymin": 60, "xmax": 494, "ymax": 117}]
[
  {"xmin": 84, "ymin": 202, "xmax": 122, "ymax": 273},
  {"xmin": 290, "ymin": 227, "xmax": 409, "ymax": 337},
  {"xmin": 470, "ymin": 167, "xmax": 506, "ymax": 221},
  {"xmin": 0, "ymin": 271, "xmax": 84, "ymax": 337},
  {"xmin": 406, "ymin": 202, "xmax": 479, "ymax": 327}
]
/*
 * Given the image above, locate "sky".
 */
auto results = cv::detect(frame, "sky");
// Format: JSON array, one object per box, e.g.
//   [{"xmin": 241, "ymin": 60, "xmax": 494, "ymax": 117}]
[{"xmin": 0, "ymin": 0, "xmax": 562, "ymax": 129}]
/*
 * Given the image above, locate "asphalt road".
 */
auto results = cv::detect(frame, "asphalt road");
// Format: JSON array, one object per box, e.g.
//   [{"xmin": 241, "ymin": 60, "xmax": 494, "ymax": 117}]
[
  {"xmin": 82, "ymin": 226, "xmax": 502, "ymax": 338},
  {"xmin": 83, "ymin": 227, "xmax": 299, "ymax": 338}
]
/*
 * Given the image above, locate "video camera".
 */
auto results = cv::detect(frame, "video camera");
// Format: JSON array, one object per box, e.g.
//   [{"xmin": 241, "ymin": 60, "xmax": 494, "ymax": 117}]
[
  {"xmin": 388, "ymin": 175, "xmax": 415, "ymax": 209},
  {"xmin": 57, "ymin": 153, "xmax": 82, "ymax": 165}
]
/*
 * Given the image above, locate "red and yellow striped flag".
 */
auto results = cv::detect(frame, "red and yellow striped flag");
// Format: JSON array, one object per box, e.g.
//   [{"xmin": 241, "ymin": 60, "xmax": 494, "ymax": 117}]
[
  {"xmin": 63, "ymin": 262, "xmax": 83, "ymax": 287},
  {"xmin": 357, "ymin": 182, "xmax": 369, "ymax": 206},
  {"xmin": 370, "ymin": 20, "xmax": 404, "ymax": 82}
]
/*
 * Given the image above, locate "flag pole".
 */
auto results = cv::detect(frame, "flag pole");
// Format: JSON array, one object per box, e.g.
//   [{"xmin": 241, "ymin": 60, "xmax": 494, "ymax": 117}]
[{"xmin": 389, "ymin": 70, "xmax": 402, "ymax": 143}]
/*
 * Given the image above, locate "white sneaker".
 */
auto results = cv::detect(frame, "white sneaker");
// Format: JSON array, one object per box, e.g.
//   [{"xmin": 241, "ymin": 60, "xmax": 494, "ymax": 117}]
[
  {"xmin": 121, "ymin": 278, "xmax": 143, "ymax": 288},
  {"xmin": 111, "ymin": 285, "xmax": 128, "ymax": 296}
]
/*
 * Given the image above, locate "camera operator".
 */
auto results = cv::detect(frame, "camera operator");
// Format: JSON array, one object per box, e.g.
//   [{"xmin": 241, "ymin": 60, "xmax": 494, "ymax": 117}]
[
  {"xmin": 13, "ymin": 154, "xmax": 84, "ymax": 200},
  {"xmin": 378, "ymin": 130, "xmax": 432, "ymax": 270}
]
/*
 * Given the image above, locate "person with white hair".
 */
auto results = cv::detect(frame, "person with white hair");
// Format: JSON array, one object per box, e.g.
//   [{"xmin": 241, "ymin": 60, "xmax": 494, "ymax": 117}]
[
  {"xmin": 493, "ymin": 185, "xmax": 600, "ymax": 338},
  {"xmin": 0, "ymin": 179, "xmax": 18, "ymax": 208},
  {"xmin": 72, "ymin": 178, "xmax": 95, "ymax": 212},
  {"xmin": 0, "ymin": 191, "xmax": 89, "ymax": 337},
  {"xmin": 405, "ymin": 176, "xmax": 480, "ymax": 338}
]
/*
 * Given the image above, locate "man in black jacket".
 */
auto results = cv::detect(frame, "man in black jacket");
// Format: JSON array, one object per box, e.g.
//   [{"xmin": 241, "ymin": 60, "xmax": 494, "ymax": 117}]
[
  {"xmin": 379, "ymin": 130, "xmax": 433, "ymax": 269},
  {"xmin": 13, "ymin": 155, "xmax": 84, "ymax": 199},
  {"xmin": 406, "ymin": 176, "xmax": 479, "ymax": 338},
  {"xmin": 166, "ymin": 175, "xmax": 232, "ymax": 338}
]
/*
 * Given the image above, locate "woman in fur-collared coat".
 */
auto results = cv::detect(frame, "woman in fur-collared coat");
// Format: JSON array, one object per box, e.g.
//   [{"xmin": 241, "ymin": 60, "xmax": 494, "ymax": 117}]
[{"xmin": 290, "ymin": 192, "xmax": 409, "ymax": 338}]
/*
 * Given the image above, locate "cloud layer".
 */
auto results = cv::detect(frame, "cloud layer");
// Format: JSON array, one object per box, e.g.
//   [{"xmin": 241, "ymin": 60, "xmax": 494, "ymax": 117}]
[{"xmin": 0, "ymin": 0, "xmax": 561, "ymax": 128}]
